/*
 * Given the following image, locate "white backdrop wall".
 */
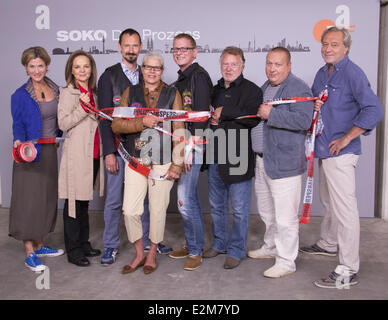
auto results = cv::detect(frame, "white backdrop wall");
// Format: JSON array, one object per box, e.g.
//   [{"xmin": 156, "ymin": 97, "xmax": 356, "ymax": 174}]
[{"xmin": 0, "ymin": 0, "xmax": 381, "ymax": 217}]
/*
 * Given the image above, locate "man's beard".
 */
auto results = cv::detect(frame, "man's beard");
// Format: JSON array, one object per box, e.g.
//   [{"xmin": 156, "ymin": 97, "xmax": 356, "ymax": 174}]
[{"xmin": 124, "ymin": 53, "xmax": 137, "ymax": 64}]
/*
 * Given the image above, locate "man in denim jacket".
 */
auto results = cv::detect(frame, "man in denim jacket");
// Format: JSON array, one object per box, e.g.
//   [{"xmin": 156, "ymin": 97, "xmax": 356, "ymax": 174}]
[{"xmin": 248, "ymin": 47, "xmax": 313, "ymax": 278}]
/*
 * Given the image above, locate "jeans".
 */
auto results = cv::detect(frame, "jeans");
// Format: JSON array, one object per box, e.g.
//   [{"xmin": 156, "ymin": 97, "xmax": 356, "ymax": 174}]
[
  {"xmin": 102, "ymin": 155, "xmax": 125, "ymax": 249},
  {"xmin": 177, "ymin": 163, "xmax": 204, "ymax": 256},
  {"xmin": 208, "ymin": 164, "xmax": 252, "ymax": 260}
]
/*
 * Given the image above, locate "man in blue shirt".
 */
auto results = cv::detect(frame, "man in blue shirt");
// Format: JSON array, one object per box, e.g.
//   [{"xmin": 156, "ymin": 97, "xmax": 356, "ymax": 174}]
[
  {"xmin": 98, "ymin": 29, "xmax": 172, "ymax": 266},
  {"xmin": 300, "ymin": 26, "xmax": 383, "ymax": 289}
]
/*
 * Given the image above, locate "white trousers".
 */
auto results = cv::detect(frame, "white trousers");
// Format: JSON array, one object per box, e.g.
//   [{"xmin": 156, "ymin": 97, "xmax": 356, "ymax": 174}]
[
  {"xmin": 317, "ymin": 154, "xmax": 360, "ymax": 275},
  {"xmin": 254, "ymin": 156, "xmax": 302, "ymax": 271},
  {"xmin": 122, "ymin": 163, "xmax": 174, "ymax": 244}
]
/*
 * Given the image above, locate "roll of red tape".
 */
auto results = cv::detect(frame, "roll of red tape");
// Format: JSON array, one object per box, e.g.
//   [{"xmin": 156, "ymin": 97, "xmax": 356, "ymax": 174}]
[{"xmin": 12, "ymin": 142, "xmax": 37, "ymax": 163}]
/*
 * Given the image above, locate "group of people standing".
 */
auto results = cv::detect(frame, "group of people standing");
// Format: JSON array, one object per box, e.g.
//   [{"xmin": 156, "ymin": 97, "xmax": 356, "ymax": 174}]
[{"xmin": 9, "ymin": 26, "xmax": 382, "ymax": 290}]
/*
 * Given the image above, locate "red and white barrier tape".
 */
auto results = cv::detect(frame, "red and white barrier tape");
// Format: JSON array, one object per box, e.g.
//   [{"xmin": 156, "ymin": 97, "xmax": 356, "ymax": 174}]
[
  {"xmin": 266, "ymin": 96, "xmax": 325, "ymax": 105},
  {"xmin": 81, "ymin": 100, "xmax": 187, "ymax": 180},
  {"xmin": 300, "ymin": 90, "xmax": 328, "ymax": 224},
  {"xmin": 116, "ymin": 142, "xmax": 165, "ymax": 181},
  {"xmin": 81, "ymin": 101, "xmax": 206, "ymax": 147},
  {"xmin": 12, "ymin": 137, "xmax": 64, "ymax": 163},
  {"xmin": 112, "ymin": 106, "xmax": 212, "ymax": 122},
  {"xmin": 236, "ymin": 96, "xmax": 327, "ymax": 120}
]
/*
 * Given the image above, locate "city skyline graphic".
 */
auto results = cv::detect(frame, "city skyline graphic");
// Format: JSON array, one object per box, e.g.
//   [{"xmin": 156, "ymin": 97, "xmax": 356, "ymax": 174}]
[{"xmin": 52, "ymin": 35, "xmax": 311, "ymax": 56}]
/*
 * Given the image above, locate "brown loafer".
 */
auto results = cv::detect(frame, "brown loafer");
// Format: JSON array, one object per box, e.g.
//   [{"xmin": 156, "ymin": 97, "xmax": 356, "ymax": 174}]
[
  {"xmin": 121, "ymin": 257, "xmax": 146, "ymax": 274},
  {"xmin": 223, "ymin": 256, "xmax": 240, "ymax": 269},
  {"xmin": 143, "ymin": 263, "xmax": 158, "ymax": 275}
]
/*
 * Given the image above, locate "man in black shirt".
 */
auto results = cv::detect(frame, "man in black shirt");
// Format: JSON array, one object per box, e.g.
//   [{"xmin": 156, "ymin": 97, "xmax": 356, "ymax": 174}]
[
  {"xmin": 203, "ymin": 46, "xmax": 262, "ymax": 269},
  {"xmin": 168, "ymin": 34, "xmax": 212, "ymax": 271}
]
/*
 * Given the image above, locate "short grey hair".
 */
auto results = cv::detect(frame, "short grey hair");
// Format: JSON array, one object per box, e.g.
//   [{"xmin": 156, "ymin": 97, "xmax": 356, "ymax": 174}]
[
  {"xmin": 321, "ymin": 26, "xmax": 352, "ymax": 54},
  {"xmin": 220, "ymin": 46, "xmax": 245, "ymax": 64},
  {"xmin": 142, "ymin": 51, "xmax": 164, "ymax": 69}
]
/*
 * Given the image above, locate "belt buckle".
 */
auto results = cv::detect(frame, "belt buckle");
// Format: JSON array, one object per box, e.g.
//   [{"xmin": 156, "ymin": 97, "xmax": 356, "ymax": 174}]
[{"xmin": 136, "ymin": 156, "xmax": 151, "ymax": 167}]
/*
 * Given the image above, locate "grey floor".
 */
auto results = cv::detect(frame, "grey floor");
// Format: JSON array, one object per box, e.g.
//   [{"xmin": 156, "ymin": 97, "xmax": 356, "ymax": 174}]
[{"xmin": 1, "ymin": 207, "xmax": 388, "ymax": 300}]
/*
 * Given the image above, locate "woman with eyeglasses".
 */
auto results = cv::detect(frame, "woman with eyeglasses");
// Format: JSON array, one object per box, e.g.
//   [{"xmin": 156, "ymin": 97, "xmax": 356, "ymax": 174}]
[
  {"xmin": 9, "ymin": 46, "xmax": 64, "ymax": 272},
  {"xmin": 112, "ymin": 51, "xmax": 185, "ymax": 274},
  {"xmin": 58, "ymin": 50, "xmax": 104, "ymax": 267}
]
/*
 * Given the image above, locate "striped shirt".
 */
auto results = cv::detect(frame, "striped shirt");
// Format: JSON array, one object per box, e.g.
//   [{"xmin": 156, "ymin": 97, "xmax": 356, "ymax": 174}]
[{"xmin": 251, "ymin": 84, "xmax": 279, "ymax": 154}]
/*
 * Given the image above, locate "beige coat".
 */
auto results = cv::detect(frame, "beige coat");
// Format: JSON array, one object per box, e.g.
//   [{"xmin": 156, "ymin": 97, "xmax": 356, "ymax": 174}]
[{"xmin": 58, "ymin": 84, "xmax": 104, "ymax": 218}]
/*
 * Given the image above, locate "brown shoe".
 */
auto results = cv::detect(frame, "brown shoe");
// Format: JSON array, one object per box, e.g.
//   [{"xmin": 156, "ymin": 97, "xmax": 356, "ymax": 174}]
[
  {"xmin": 143, "ymin": 263, "xmax": 158, "ymax": 275},
  {"xmin": 223, "ymin": 256, "xmax": 240, "ymax": 269},
  {"xmin": 184, "ymin": 255, "xmax": 202, "ymax": 271},
  {"xmin": 121, "ymin": 257, "xmax": 146, "ymax": 274},
  {"xmin": 203, "ymin": 248, "xmax": 222, "ymax": 258},
  {"xmin": 169, "ymin": 246, "xmax": 189, "ymax": 259}
]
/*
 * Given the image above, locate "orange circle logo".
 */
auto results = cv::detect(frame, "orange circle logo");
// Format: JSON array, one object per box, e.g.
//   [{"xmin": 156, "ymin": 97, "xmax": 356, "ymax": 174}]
[{"xmin": 313, "ymin": 19, "xmax": 335, "ymax": 42}]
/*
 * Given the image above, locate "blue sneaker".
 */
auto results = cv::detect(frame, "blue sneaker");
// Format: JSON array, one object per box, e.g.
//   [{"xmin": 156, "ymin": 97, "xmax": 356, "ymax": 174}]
[
  {"xmin": 157, "ymin": 243, "xmax": 173, "ymax": 254},
  {"xmin": 35, "ymin": 246, "xmax": 64, "ymax": 257},
  {"xmin": 144, "ymin": 243, "xmax": 173, "ymax": 254},
  {"xmin": 25, "ymin": 253, "xmax": 47, "ymax": 272},
  {"xmin": 101, "ymin": 248, "xmax": 119, "ymax": 266}
]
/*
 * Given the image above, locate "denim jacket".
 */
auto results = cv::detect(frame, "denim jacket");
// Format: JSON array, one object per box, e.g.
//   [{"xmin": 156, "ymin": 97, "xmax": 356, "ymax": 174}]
[{"xmin": 262, "ymin": 73, "xmax": 314, "ymax": 179}]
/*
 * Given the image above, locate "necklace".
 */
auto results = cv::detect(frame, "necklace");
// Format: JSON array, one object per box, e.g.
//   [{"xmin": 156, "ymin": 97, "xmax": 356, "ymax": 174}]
[{"xmin": 33, "ymin": 83, "xmax": 46, "ymax": 101}]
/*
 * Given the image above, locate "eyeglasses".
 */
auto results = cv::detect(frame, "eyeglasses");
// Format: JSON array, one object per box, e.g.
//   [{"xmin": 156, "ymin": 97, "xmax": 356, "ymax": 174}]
[
  {"xmin": 142, "ymin": 64, "xmax": 163, "ymax": 72},
  {"xmin": 221, "ymin": 62, "xmax": 242, "ymax": 69},
  {"xmin": 172, "ymin": 47, "xmax": 195, "ymax": 53}
]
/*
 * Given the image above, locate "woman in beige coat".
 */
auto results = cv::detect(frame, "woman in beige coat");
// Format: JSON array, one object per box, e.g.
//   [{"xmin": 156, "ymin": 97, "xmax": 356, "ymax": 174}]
[{"xmin": 58, "ymin": 50, "xmax": 104, "ymax": 267}]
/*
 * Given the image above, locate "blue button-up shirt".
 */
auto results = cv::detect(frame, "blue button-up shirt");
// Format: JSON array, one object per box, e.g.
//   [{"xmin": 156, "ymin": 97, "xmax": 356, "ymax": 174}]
[
  {"xmin": 312, "ymin": 56, "xmax": 383, "ymax": 159},
  {"xmin": 120, "ymin": 62, "xmax": 140, "ymax": 85}
]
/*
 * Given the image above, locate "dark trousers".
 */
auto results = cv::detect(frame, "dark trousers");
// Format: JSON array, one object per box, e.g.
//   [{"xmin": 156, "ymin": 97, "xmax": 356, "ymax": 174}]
[
  {"xmin": 63, "ymin": 159, "xmax": 99, "ymax": 260},
  {"xmin": 63, "ymin": 199, "xmax": 91, "ymax": 259}
]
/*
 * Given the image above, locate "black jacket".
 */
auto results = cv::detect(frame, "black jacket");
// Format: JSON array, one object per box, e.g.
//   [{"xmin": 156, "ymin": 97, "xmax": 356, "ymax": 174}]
[
  {"xmin": 173, "ymin": 62, "xmax": 212, "ymax": 135},
  {"xmin": 97, "ymin": 63, "xmax": 143, "ymax": 156},
  {"xmin": 210, "ymin": 74, "xmax": 263, "ymax": 184}
]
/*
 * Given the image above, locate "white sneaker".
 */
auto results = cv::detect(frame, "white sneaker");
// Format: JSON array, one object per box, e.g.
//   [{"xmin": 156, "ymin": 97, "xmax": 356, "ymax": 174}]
[
  {"xmin": 247, "ymin": 247, "xmax": 274, "ymax": 259},
  {"xmin": 263, "ymin": 265, "xmax": 295, "ymax": 278}
]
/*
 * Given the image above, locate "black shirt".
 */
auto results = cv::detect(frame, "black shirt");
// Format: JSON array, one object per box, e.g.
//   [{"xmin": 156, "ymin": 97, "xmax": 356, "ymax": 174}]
[
  {"xmin": 173, "ymin": 62, "xmax": 213, "ymax": 134},
  {"xmin": 210, "ymin": 74, "xmax": 263, "ymax": 183}
]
